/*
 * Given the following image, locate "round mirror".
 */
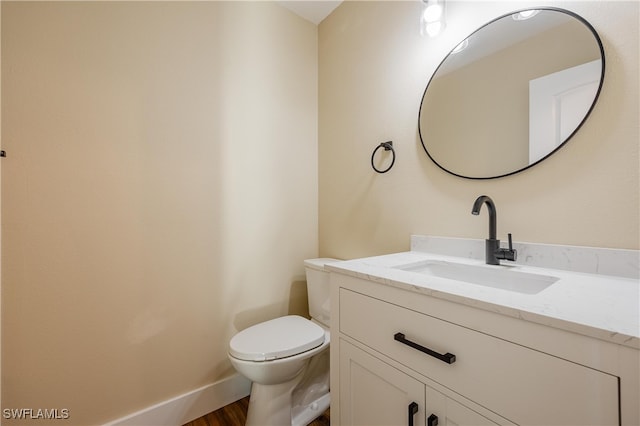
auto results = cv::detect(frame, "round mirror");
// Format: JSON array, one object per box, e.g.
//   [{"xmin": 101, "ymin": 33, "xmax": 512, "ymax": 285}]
[{"xmin": 418, "ymin": 8, "xmax": 605, "ymax": 179}]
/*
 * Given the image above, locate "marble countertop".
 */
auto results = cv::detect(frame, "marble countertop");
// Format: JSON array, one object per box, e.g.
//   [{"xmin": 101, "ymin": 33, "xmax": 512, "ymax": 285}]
[{"xmin": 327, "ymin": 248, "xmax": 640, "ymax": 349}]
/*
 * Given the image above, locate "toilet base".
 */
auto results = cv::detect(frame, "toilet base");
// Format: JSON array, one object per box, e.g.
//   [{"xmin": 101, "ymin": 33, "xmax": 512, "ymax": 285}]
[
  {"xmin": 246, "ymin": 379, "xmax": 330, "ymax": 426},
  {"xmin": 245, "ymin": 374, "xmax": 303, "ymax": 426},
  {"xmin": 291, "ymin": 347, "xmax": 330, "ymax": 425},
  {"xmin": 292, "ymin": 392, "xmax": 330, "ymax": 426},
  {"xmin": 245, "ymin": 349, "xmax": 330, "ymax": 426}
]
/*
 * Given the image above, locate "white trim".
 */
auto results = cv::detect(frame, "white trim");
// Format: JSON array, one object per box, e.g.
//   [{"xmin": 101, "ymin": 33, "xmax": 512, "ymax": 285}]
[{"xmin": 103, "ymin": 374, "xmax": 251, "ymax": 426}]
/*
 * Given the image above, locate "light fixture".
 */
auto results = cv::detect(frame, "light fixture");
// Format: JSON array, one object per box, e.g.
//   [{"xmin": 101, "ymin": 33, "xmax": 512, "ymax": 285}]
[
  {"xmin": 512, "ymin": 9, "xmax": 540, "ymax": 21},
  {"xmin": 421, "ymin": 0, "xmax": 446, "ymax": 37}
]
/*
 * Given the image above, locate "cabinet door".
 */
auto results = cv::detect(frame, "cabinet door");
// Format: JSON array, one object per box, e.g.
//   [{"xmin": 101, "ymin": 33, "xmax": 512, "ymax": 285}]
[
  {"xmin": 340, "ymin": 339, "xmax": 425, "ymax": 426},
  {"xmin": 425, "ymin": 387, "xmax": 500, "ymax": 426}
]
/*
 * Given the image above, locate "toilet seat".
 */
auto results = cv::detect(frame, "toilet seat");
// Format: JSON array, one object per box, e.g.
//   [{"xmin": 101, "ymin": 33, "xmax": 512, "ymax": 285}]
[{"xmin": 229, "ymin": 315, "xmax": 325, "ymax": 362}]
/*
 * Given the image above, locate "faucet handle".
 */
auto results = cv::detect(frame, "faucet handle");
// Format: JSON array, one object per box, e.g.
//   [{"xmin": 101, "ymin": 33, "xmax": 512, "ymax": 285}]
[
  {"xmin": 495, "ymin": 233, "xmax": 517, "ymax": 262},
  {"xmin": 505, "ymin": 233, "xmax": 517, "ymax": 261}
]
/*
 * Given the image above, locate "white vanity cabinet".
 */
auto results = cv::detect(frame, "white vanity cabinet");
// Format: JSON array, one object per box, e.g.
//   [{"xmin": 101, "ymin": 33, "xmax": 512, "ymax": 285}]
[
  {"xmin": 340, "ymin": 339, "xmax": 500, "ymax": 426},
  {"xmin": 330, "ymin": 272, "xmax": 638, "ymax": 426}
]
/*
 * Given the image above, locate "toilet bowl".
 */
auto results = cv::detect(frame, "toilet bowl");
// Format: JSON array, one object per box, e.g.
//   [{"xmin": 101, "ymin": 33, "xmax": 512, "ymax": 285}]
[{"xmin": 228, "ymin": 258, "xmax": 338, "ymax": 426}]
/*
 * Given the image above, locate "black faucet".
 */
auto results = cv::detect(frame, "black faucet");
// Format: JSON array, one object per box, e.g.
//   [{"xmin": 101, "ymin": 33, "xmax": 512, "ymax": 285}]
[{"xmin": 471, "ymin": 195, "xmax": 517, "ymax": 265}]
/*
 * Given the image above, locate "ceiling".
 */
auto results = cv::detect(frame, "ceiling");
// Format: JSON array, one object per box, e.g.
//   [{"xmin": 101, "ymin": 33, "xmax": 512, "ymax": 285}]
[{"xmin": 277, "ymin": 1, "xmax": 343, "ymax": 25}]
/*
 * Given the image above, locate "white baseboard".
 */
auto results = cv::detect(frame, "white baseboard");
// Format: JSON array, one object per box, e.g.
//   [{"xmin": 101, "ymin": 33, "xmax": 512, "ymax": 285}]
[{"xmin": 104, "ymin": 373, "xmax": 251, "ymax": 426}]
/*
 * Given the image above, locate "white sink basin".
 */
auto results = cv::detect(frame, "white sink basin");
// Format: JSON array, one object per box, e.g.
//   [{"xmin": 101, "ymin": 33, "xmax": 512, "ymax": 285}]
[{"xmin": 395, "ymin": 260, "xmax": 559, "ymax": 294}]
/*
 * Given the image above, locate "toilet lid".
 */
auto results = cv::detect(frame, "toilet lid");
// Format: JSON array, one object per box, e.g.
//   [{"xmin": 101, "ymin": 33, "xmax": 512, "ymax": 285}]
[{"xmin": 229, "ymin": 315, "xmax": 325, "ymax": 362}]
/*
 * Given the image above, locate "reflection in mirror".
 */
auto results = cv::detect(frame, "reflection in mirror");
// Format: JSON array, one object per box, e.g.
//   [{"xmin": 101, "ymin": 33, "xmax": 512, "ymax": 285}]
[{"xmin": 418, "ymin": 8, "xmax": 604, "ymax": 179}]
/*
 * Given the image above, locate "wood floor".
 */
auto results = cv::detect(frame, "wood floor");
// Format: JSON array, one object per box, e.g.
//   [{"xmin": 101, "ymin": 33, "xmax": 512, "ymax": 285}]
[{"xmin": 182, "ymin": 396, "xmax": 330, "ymax": 426}]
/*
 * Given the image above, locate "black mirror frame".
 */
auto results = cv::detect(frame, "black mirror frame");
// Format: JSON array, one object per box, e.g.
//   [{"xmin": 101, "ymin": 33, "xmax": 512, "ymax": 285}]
[{"xmin": 418, "ymin": 7, "xmax": 605, "ymax": 180}]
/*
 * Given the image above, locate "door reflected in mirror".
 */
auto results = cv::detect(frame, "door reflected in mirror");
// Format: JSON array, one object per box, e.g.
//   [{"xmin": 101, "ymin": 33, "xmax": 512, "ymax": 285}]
[{"xmin": 418, "ymin": 8, "xmax": 604, "ymax": 179}]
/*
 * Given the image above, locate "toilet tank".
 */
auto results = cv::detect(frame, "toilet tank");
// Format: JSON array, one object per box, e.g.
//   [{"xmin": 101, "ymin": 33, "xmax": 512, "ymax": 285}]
[{"xmin": 304, "ymin": 258, "xmax": 339, "ymax": 327}]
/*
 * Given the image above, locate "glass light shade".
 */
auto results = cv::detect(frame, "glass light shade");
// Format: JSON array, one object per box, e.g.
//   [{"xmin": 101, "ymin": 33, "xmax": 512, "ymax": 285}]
[
  {"xmin": 423, "ymin": 4, "xmax": 443, "ymax": 22},
  {"xmin": 421, "ymin": 0, "xmax": 446, "ymax": 37},
  {"xmin": 426, "ymin": 21, "xmax": 444, "ymax": 37}
]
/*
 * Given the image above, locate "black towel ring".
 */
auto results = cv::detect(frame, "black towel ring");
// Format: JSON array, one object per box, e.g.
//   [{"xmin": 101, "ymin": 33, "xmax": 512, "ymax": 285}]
[{"xmin": 371, "ymin": 141, "xmax": 395, "ymax": 173}]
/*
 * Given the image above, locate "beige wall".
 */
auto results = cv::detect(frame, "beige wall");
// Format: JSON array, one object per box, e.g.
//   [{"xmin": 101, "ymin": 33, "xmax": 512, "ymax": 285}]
[
  {"xmin": 1, "ymin": 2, "xmax": 317, "ymax": 424},
  {"xmin": 319, "ymin": 1, "xmax": 639, "ymax": 259}
]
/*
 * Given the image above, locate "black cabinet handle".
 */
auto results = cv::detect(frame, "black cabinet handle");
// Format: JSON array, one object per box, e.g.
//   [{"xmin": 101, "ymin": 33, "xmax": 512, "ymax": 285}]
[
  {"xmin": 408, "ymin": 402, "xmax": 419, "ymax": 426},
  {"xmin": 428, "ymin": 414, "xmax": 439, "ymax": 426},
  {"xmin": 394, "ymin": 332, "xmax": 456, "ymax": 364}
]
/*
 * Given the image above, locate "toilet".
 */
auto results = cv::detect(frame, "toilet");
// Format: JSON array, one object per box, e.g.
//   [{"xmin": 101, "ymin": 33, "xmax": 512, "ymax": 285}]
[{"xmin": 228, "ymin": 258, "xmax": 338, "ymax": 426}]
